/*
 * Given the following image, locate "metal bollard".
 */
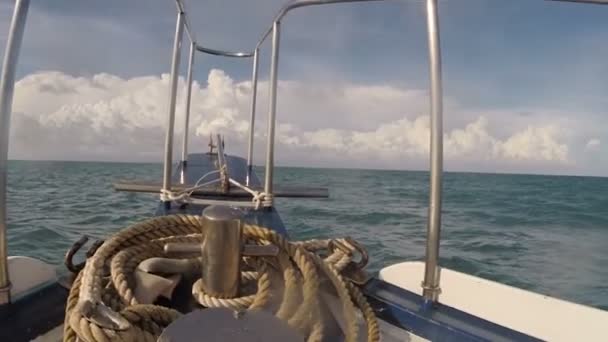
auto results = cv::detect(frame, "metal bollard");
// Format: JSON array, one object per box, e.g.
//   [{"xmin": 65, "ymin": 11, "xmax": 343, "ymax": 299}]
[
  {"xmin": 199, "ymin": 205, "xmax": 242, "ymax": 298},
  {"xmin": 164, "ymin": 205, "xmax": 279, "ymax": 299}
]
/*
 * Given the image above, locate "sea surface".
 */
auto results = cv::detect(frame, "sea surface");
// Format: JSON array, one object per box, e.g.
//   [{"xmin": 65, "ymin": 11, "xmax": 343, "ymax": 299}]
[{"xmin": 5, "ymin": 160, "xmax": 608, "ymax": 310}]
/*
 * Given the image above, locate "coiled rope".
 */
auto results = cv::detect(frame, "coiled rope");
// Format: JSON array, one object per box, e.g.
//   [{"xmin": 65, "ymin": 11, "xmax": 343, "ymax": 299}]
[{"xmin": 64, "ymin": 214, "xmax": 379, "ymax": 342}]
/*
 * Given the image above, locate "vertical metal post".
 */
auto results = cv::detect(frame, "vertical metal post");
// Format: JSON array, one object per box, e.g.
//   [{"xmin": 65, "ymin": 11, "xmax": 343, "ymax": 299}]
[
  {"xmin": 199, "ymin": 205, "xmax": 243, "ymax": 298},
  {"xmin": 246, "ymin": 49, "xmax": 259, "ymax": 185},
  {"xmin": 422, "ymin": 0, "xmax": 444, "ymax": 303},
  {"xmin": 264, "ymin": 22, "xmax": 280, "ymax": 198},
  {"xmin": 0, "ymin": 0, "xmax": 30, "ymax": 305},
  {"xmin": 161, "ymin": 11, "xmax": 185, "ymax": 201},
  {"xmin": 181, "ymin": 41, "xmax": 195, "ymax": 167}
]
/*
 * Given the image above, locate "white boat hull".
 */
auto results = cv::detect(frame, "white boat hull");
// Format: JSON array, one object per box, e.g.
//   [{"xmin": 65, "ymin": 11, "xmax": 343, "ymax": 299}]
[{"xmin": 380, "ymin": 261, "xmax": 608, "ymax": 341}]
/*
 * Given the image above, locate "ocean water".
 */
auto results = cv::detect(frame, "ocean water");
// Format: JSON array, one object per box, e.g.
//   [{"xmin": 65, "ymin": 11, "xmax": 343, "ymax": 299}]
[{"xmin": 5, "ymin": 160, "xmax": 608, "ymax": 311}]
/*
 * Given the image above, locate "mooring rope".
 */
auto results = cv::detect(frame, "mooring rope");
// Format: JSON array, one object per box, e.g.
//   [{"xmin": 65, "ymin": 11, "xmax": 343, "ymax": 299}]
[
  {"xmin": 228, "ymin": 178, "xmax": 273, "ymax": 209},
  {"xmin": 64, "ymin": 214, "xmax": 379, "ymax": 342}
]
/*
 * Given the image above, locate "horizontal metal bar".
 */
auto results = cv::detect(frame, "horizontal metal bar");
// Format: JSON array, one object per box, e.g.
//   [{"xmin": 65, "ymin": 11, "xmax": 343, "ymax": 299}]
[
  {"xmin": 253, "ymin": 0, "xmax": 608, "ymax": 49},
  {"xmin": 256, "ymin": 0, "xmax": 385, "ymax": 48},
  {"xmin": 189, "ymin": 198, "xmax": 258, "ymax": 208},
  {"xmin": 195, "ymin": 44, "xmax": 254, "ymax": 58},
  {"xmin": 114, "ymin": 181, "xmax": 329, "ymax": 198}
]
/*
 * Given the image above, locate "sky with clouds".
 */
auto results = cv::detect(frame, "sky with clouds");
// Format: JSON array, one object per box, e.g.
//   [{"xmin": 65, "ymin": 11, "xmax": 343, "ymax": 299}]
[{"xmin": 1, "ymin": 0, "xmax": 607, "ymax": 176}]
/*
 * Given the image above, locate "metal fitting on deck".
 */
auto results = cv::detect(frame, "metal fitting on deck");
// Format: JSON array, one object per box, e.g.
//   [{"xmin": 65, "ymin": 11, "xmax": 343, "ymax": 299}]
[
  {"xmin": 164, "ymin": 205, "xmax": 278, "ymax": 299},
  {"xmin": 199, "ymin": 205, "xmax": 242, "ymax": 297}
]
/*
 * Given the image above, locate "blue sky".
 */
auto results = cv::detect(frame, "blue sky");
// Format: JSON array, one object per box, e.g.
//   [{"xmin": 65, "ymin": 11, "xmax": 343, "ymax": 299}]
[
  {"xmin": 1, "ymin": 0, "xmax": 607, "ymax": 175},
  {"xmin": 6, "ymin": 0, "xmax": 607, "ymax": 101}
]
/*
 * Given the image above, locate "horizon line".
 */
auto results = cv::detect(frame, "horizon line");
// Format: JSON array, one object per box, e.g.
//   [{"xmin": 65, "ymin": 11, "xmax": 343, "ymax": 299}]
[{"xmin": 7, "ymin": 157, "xmax": 607, "ymax": 179}]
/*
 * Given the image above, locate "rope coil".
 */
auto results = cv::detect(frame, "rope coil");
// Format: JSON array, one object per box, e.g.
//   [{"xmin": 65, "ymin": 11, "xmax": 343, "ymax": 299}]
[{"xmin": 64, "ymin": 214, "xmax": 379, "ymax": 342}]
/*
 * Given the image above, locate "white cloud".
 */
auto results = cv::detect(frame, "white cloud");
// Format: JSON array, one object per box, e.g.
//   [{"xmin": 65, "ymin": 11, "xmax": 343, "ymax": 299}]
[
  {"xmin": 8, "ymin": 69, "xmax": 574, "ymax": 171},
  {"xmin": 496, "ymin": 125, "xmax": 568, "ymax": 162},
  {"xmin": 585, "ymin": 138, "xmax": 600, "ymax": 150}
]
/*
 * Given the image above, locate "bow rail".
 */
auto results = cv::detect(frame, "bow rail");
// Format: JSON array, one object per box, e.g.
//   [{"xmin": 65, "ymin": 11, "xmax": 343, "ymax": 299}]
[{"xmin": 1, "ymin": 0, "xmax": 607, "ymax": 308}]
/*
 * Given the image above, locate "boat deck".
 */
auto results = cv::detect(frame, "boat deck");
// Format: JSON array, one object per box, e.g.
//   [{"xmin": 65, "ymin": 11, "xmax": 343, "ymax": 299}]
[
  {"xmin": 155, "ymin": 153, "xmax": 289, "ymax": 236},
  {"xmin": 156, "ymin": 152, "xmax": 542, "ymax": 342}
]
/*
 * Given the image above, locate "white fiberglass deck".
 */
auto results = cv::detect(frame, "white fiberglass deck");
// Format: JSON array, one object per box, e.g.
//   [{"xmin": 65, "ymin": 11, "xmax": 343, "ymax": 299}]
[{"xmin": 379, "ymin": 261, "xmax": 608, "ymax": 341}]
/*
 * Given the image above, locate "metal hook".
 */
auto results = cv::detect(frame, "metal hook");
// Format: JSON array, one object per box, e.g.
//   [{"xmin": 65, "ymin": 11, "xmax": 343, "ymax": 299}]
[
  {"xmin": 64, "ymin": 236, "xmax": 104, "ymax": 273},
  {"xmin": 344, "ymin": 237, "xmax": 369, "ymax": 270},
  {"xmin": 329, "ymin": 237, "xmax": 369, "ymax": 269},
  {"xmin": 64, "ymin": 236, "xmax": 88, "ymax": 273}
]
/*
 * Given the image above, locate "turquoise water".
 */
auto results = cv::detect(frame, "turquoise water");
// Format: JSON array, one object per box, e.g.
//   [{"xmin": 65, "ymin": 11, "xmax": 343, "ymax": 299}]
[{"xmin": 6, "ymin": 160, "xmax": 608, "ymax": 310}]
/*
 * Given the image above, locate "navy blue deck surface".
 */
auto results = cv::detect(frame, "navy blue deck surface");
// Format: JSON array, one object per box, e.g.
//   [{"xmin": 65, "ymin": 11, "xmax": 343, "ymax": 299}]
[
  {"xmin": 155, "ymin": 152, "xmax": 541, "ymax": 342},
  {"xmin": 155, "ymin": 153, "xmax": 288, "ymax": 236},
  {"xmin": 0, "ymin": 281, "xmax": 68, "ymax": 342}
]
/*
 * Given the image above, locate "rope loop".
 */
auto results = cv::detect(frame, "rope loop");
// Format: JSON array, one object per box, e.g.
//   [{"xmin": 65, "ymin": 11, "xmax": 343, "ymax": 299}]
[
  {"xmin": 64, "ymin": 215, "xmax": 378, "ymax": 342},
  {"xmin": 252, "ymin": 191, "xmax": 273, "ymax": 209}
]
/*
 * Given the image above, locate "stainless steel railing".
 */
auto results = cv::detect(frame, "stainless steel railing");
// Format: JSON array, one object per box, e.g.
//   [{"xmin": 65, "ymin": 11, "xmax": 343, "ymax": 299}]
[
  {"xmin": 155, "ymin": 0, "xmax": 447, "ymax": 301},
  {"xmin": 161, "ymin": 10, "xmax": 185, "ymax": 195},
  {"xmin": 252, "ymin": 0, "xmax": 444, "ymax": 302},
  {"xmin": 246, "ymin": 49, "xmax": 260, "ymax": 185},
  {"xmin": 0, "ymin": 0, "xmax": 30, "ymax": 306},
  {"xmin": 179, "ymin": 44, "xmax": 254, "ymax": 170},
  {"xmin": 0, "ymin": 0, "xmax": 605, "ymax": 307},
  {"xmin": 195, "ymin": 45, "xmax": 254, "ymax": 58},
  {"xmin": 181, "ymin": 41, "xmax": 196, "ymax": 166},
  {"xmin": 256, "ymin": 0, "xmax": 384, "ymax": 50},
  {"xmin": 162, "ymin": 0, "xmax": 255, "ymax": 197},
  {"xmin": 422, "ymin": 0, "xmax": 443, "ymax": 302},
  {"xmin": 245, "ymin": 0, "xmax": 608, "ymax": 303}
]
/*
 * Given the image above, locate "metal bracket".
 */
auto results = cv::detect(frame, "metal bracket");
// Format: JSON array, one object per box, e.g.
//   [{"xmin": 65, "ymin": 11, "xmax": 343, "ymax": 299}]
[{"xmin": 164, "ymin": 241, "xmax": 278, "ymax": 257}]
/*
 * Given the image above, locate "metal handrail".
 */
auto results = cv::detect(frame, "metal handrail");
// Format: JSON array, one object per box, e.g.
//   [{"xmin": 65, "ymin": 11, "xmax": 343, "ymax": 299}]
[
  {"xmin": 0, "ymin": 0, "xmax": 29, "ymax": 305},
  {"xmin": 264, "ymin": 21, "xmax": 281, "ymax": 197},
  {"xmin": 246, "ymin": 49, "xmax": 260, "ymax": 185},
  {"xmin": 256, "ymin": 0, "xmax": 385, "ymax": 49},
  {"xmin": 174, "ymin": 0, "xmax": 254, "ymax": 57},
  {"xmin": 181, "ymin": 41, "xmax": 196, "ymax": 167},
  {"xmin": 250, "ymin": 0, "xmax": 608, "ymax": 304},
  {"xmin": 255, "ymin": 0, "xmax": 393, "ymax": 199},
  {"xmin": 161, "ymin": 11, "xmax": 185, "ymax": 197},
  {"xmin": 549, "ymin": 0, "xmax": 608, "ymax": 3},
  {"xmin": 179, "ymin": 45, "xmax": 253, "ymax": 170},
  {"xmin": 422, "ymin": 0, "xmax": 442, "ymax": 303},
  {"xmin": 0, "ymin": 0, "xmax": 605, "ymax": 308},
  {"xmin": 195, "ymin": 45, "xmax": 254, "ymax": 58},
  {"xmin": 163, "ymin": 3, "xmax": 256, "ymax": 197},
  {"xmin": 253, "ymin": 0, "xmax": 443, "ymax": 301},
  {"xmin": 174, "ymin": 0, "xmax": 195, "ymax": 44}
]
